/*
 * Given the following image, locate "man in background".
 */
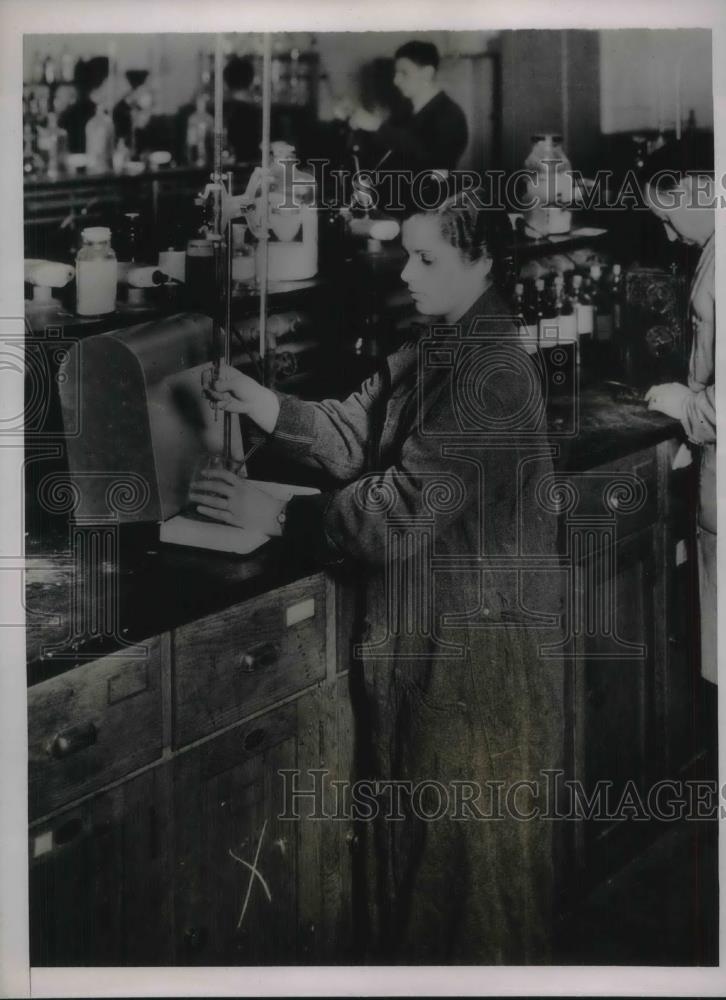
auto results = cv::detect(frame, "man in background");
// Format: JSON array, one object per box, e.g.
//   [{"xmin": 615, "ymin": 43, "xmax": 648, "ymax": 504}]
[
  {"xmin": 349, "ymin": 40, "xmax": 469, "ymax": 179},
  {"xmin": 223, "ymin": 55, "xmax": 262, "ymax": 164}
]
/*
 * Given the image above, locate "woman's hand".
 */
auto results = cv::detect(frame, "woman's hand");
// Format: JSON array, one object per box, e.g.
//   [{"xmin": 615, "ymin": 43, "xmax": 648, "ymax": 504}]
[
  {"xmin": 189, "ymin": 469, "xmax": 286, "ymax": 536},
  {"xmin": 203, "ymin": 363, "xmax": 280, "ymax": 434},
  {"xmin": 644, "ymin": 382, "xmax": 691, "ymax": 420}
]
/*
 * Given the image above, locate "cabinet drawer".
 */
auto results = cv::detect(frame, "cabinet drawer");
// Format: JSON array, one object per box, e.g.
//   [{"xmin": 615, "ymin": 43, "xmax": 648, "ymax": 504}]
[
  {"xmin": 172, "ymin": 574, "xmax": 327, "ymax": 747},
  {"xmin": 569, "ymin": 447, "xmax": 659, "ymax": 543},
  {"xmin": 28, "ymin": 638, "xmax": 163, "ymax": 820}
]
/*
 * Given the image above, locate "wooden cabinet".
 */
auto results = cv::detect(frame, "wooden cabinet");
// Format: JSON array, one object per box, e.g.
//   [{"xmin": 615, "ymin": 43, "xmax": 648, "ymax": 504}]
[
  {"xmin": 564, "ymin": 438, "xmax": 705, "ymax": 893},
  {"xmin": 173, "ymin": 703, "xmax": 301, "ymax": 965},
  {"xmin": 28, "ymin": 573, "xmax": 354, "ymax": 966},
  {"xmin": 173, "ymin": 575, "xmax": 328, "ymax": 747},
  {"xmin": 576, "ymin": 525, "xmax": 659, "ymax": 881},
  {"xmin": 27, "ymin": 443, "xmax": 703, "ymax": 962},
  {"xmin": 28, "ymin": 638, "xmax": 163, "ymax": 820},
  {"xmin": 29, "ymin": 764, "xmax": 174, "ymax": 966},
  {"xmin": 171, "ymin": 681, "xmax": 352, "ymax": 965}
]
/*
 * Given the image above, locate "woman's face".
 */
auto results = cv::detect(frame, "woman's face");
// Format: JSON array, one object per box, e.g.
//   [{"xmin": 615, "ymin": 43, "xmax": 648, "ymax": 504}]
[{"xmin": 401, "ymin": 214, "xmax": 489, "ymax": 318}]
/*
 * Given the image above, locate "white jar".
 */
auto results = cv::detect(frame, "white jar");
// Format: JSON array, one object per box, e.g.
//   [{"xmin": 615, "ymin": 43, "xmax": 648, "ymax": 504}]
[{"xmin": 76, "ymin": 227, "xmax": 117, "ymax": 316}]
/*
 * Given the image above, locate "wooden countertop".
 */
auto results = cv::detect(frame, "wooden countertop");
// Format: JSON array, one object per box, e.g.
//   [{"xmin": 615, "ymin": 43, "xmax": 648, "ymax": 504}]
[
  {"xmin": 25, "ymin": 382, "xmax": 680, "ymax": 685},
  {"xmin": 25, "ymin": 521, "xmax": 321, "ymax": 685},
  {"xmin": 550, "ymin": 382, "xmax": 680, "ymax": 470}
]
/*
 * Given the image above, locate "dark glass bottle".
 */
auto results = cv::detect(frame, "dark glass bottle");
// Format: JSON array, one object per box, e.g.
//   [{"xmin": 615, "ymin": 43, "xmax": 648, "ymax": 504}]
[
  {"xmin": 538, "ymin": 276, "xmax": 559, "ymax": 348},
  {"xmin": 591, "ymin": 263, "xmax": 613, "ymax": 341}
]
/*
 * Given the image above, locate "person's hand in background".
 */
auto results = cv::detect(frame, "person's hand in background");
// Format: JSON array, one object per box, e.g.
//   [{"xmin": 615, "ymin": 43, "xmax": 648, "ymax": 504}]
[
  {"xmin": 644, "ymin": 382, "xmax": 692, "ymax": 421},
  {"xmin": 332, "ymin": 97, "xmax": 356, "ymax": 121},
  {"xmin": 349, "ymin": 106, "xmax": 385, "ymax": 132}
]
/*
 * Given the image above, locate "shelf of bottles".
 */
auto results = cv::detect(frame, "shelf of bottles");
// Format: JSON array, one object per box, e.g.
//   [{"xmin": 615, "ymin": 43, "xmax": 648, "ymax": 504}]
[
  {"xmin": 505, "ymin": 262, "xmax": 630, "ymax": 394},
  {"xmin": 23, "ymin": 38, "xmax": 320, "ymax": 185},
  {"xmin": 23, "ymin": 51, "xmax": 76, "ymax": 180},
  {"xmin": 196, "ymin": 41, "xmax": 320, "ymax": 111}
]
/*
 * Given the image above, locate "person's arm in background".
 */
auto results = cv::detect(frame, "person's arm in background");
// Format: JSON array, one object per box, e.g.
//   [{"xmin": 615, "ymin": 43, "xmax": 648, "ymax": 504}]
[
  {"xmin": 682, "ymin": 285, "xmax": 716, "ymax": 445},
  {"xmin": 377, "ymin": 102, "xmax": 468, "ymax": 171},
  {"xmin": 645, "ymin": 286, "xmax": 715, "ymax": 445},
  {"xmin": 351, "ymin": 99, "xmax": 468, "ymax": 172},
  {"xmin": 682, "ymin": 382, "xmax": 715, "ymax": 445},
  {"xmin": 645, "ymin": 378, "xmax": 715, "ymax": 441}
]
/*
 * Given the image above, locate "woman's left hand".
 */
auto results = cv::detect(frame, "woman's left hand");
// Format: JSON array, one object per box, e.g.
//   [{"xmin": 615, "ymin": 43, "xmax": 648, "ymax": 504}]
[
  {"xmin": 644, "ymin": 382, "xmax": 691, "ymax": 420},
  {"xmin": 189, "ymin": 469, "xmax": 286, "ymax": 536}
]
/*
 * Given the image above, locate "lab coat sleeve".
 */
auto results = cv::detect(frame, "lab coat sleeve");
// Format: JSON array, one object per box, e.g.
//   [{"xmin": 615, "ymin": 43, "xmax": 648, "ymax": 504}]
[
  {"xmin": 375, "ymin": 106, "xmax": 468, "ymax": 172},
  {"xmin": 283, "ymin": 351, "xmax": 539, "ymax": 569},
  {"xmin": 266, "ymin": 373, "xmax": 384, "ymax": 482},
  {"xmin": 682, "ymin": 385, "xmax": 716, "ymax": 446}
]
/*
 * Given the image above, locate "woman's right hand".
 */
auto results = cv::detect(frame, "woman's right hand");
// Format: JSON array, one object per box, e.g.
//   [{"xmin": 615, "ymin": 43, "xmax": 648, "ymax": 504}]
[{"xmin": 203, "ymin": 363, "xmax": 280, "ymax": 434}]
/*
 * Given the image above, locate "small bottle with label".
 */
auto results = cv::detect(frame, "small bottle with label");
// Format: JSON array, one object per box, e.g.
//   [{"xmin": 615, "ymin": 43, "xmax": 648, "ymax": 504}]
[
  {"xmin": 186, "ymin": 93, "xmax": 214, "ymax": 167},
  {"xmin": 591, "ymin": 263, "xmax": 613, "ymax": 341},
  {"xmin": 610, "ymin": 263, "xmax": 625, "ymax": 334},
  {"xmin": 76, "ymin": 227, "xmax": 118, "ymax": 316},
  {"xmin": 553, "ymin": 275, "xmax": 576, "ymax": 345},
  {"xmin": 572, "ymin": 273, "xmax": 593, "ymax": 343},
  {"xmin": 513, "ymin": 282, "xmax": 537, "ymax": 355},
  {"xmin": 85, "ymin": 104, "xmax": 115, "ymax": 174},
  {"xmin": 520, "ymin": 280, "xmax": 541, "ymax": 354},
  {"xmin": 38, "ymin": 111, "xmax": 68, "ymax": 180},
  {"xmin": 538, "ymin": 276, "xmax": 559, "ymax": 347}
]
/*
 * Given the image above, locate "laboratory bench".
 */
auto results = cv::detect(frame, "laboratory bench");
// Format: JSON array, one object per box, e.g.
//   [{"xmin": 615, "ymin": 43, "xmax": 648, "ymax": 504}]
[
  {"xmin": 26, "ymin": 368, "xmax": 713, "ymax": 965},
  {"xmin": 24, "ymin": 269, "xmax": 715, "ymax": 966}
]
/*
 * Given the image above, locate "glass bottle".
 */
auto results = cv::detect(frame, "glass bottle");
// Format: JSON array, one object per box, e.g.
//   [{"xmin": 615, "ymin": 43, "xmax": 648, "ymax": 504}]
[
  {"xmin": 42, "ymin": 54, "xmax": 56, "ymax": 87},
  {"xmin": 610, "ymin": 263, "xmax": 625, "ymax": 335},
  {"xmin": 38, "ymin": 111, "xmax": 68, "ymax": 180},
  {"xmin": 513, "ymin": 282, "xmax": 536, "ymax": 355},
  {"xmin": 572, "ymin": 273, "xmax": 593, "ymax": 342},
  {"xmin": 186, "ymin": 93, "xmax": 214, "ymax": 167},
  {"xmin": 591, "ymin": 263, "xmax": 613, "ymax": 341},
  {"xmin": 554, "ymin": 275, "xmax": 576, "ymax": 345},
  {"xmin": 60, "ymin": 48, "xmax": 75, "ymax": 83},
  {"xmin": 23, "ymin": 122, "xmax": 43, "ymax": 177},
  {"xmin": 521, "ymin": 280, "xmax": 540, "ymax": 352},
  {"xmin": 85, "ymin": 104, "xmax": 115, "ymax": 174},
  {"xmin": 116, "ymin": 211, "xmax": 142, "ymax": 286},
  {"xmin": 538, "ymin": 276, "xmax": 559, "ymax": 347},
  {"xmin": 31, "ymin": 53, "xmax": 44, "ymax": 86},
  {"xmin": 75, "ymin": 227, "xmax": 118, "ymax": 316}
]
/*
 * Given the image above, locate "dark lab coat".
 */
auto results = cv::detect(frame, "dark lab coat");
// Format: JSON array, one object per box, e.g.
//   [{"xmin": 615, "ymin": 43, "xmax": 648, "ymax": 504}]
[
  {"xmin": 357, "ymin": 89, "xmax": 469, "ymax": 175},
  {"xmin": 224, "ymin": 98, "xmax": 262, "ymax": 164},
  {"xmin": 267, "ymin": 285, "xmax": 565, "ymax": 963},
  {"xmin": 58, "ymin": 97, "xmax": 96, "ymax": 154}
]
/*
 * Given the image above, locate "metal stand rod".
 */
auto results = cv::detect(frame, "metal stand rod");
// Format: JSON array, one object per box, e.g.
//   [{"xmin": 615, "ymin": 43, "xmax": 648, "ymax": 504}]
[
  {"xmin": 223, "ymin": 171, "xmax": 234, "ymax": 462},
  {"xmin": 258, "ymin": 33, "xmax": 272, "ymax": 383}
]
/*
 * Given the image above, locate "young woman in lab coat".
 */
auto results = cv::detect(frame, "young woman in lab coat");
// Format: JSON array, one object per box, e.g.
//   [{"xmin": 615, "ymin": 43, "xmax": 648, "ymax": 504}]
[
  {"xmin": 192, "ymin": 197, "xmax": 565, "ymax": 963},
  {"xmin": 643, "ymin": 155, "xmax": 716, "ymax": 686}
]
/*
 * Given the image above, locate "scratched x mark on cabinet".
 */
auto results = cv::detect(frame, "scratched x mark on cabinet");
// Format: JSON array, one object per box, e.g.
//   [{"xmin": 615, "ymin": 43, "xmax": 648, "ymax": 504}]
[{"xmin": 28, "ymin": 573, "xmax": 355, "ymax": 965}]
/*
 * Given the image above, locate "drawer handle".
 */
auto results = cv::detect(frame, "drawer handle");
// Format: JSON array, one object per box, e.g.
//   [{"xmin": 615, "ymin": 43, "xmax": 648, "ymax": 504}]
[
  {"xmin": 238, "ymin": 641, "xmax": 279, "ymax": 673},
  {"xmin": 244, "ymin": 728, "xmax": 266, "ymax": 751},
  {"xmin": 46, "ymin": 721, "xmax": 97, "ymax": 759},
  {"xmin": 183, "ymin": 925, "xmax": 207, "ymax": 953}
]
